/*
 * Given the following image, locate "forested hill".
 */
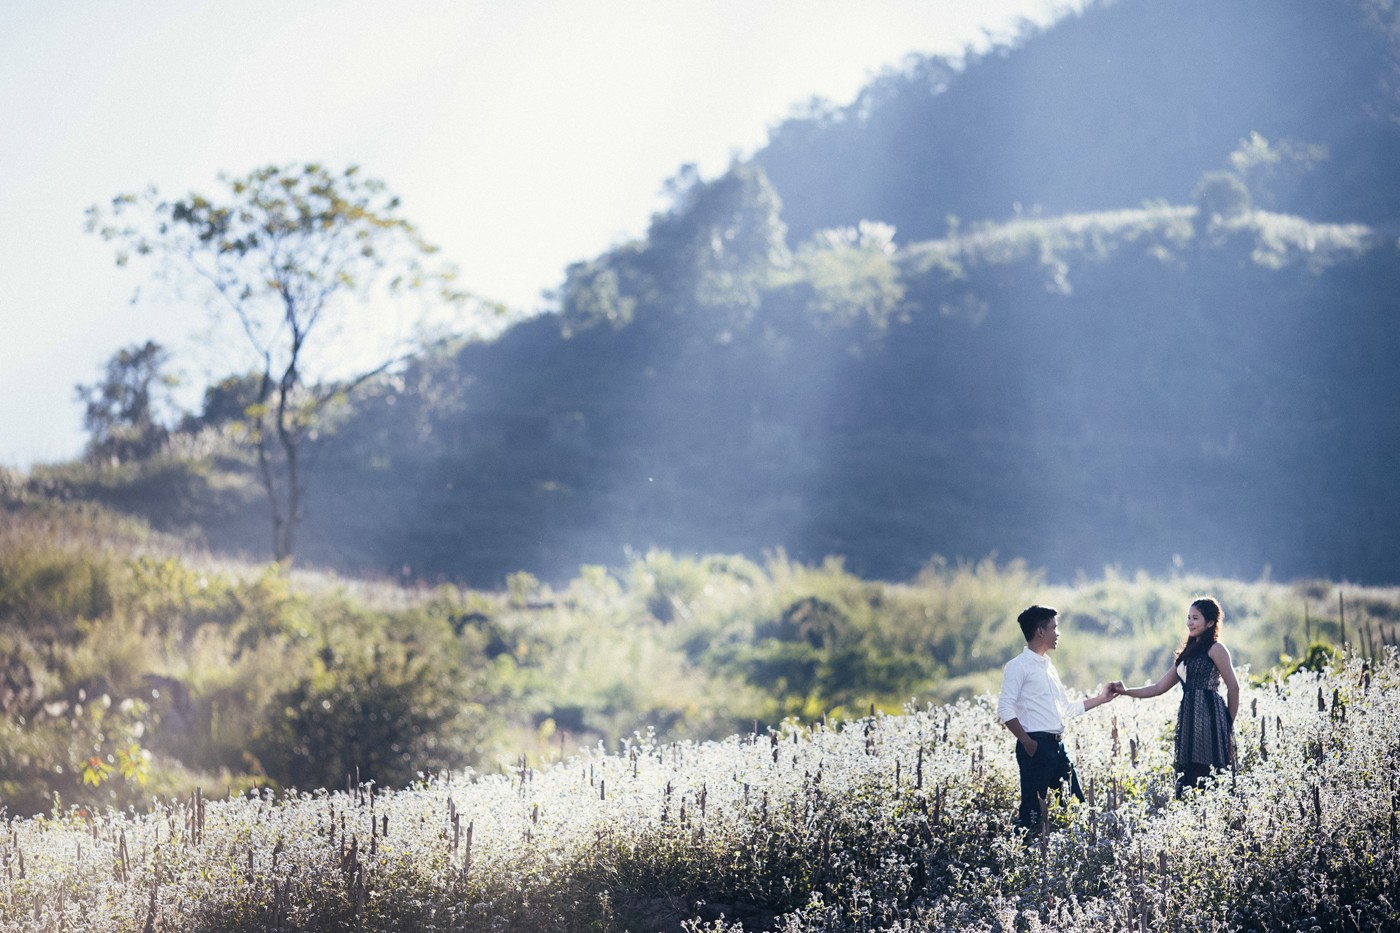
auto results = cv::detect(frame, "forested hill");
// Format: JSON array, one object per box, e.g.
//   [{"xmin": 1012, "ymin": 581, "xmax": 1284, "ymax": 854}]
[
  {"xmin": 757, "ymin": 0, "xmax": 1400, "ymax": 241},
  {"xmin": 51, "ymin": 0, "xmax": 1400, "ymax": 588}
]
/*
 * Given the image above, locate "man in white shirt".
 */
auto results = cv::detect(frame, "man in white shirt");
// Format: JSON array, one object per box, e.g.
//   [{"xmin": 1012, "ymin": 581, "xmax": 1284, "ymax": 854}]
[{"xmin": 998, "ymin": 604, "xmax": 1116, "ymax": 831}]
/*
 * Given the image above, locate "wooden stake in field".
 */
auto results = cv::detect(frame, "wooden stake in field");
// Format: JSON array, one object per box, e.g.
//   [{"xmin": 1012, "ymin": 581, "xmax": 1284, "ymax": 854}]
[{"xmin": 1340, "ymin": 590, "xmax": 1347, "ymax": 647}]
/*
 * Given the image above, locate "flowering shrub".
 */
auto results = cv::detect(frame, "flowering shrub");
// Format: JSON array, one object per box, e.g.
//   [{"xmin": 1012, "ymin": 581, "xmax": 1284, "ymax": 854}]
[{"xmin": 3, "ymin": 649, "xmax": 1397, "ymax": 932}]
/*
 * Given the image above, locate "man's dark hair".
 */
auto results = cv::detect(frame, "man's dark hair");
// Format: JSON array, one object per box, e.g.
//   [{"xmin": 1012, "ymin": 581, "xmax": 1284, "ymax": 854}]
[{"xmin": 1017, "ymin": 605, "xmax": 1058, "ymax": 642}]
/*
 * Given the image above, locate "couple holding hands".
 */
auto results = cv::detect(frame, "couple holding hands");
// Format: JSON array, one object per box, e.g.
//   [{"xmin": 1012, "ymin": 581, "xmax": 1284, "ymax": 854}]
[{"xmin": 997, "ymin": 598, "xmax": 1240, "ymax": 831}]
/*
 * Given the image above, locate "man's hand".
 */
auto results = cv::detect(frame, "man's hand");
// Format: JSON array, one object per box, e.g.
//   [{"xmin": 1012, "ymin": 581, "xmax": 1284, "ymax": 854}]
[
  {"xmin": 1108, "ymin": 680, "xmax": 1126, "ymax": 695},
  {"xmin": 1020, "ymin": 735, "xmax": 1039, "ymax": 757}
]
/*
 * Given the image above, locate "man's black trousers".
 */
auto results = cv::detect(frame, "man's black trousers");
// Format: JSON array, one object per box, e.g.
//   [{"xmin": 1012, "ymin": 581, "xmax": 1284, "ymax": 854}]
[{"xmin": 1014, "ymin": 731, "xmax": 1084, "ymax": 830}]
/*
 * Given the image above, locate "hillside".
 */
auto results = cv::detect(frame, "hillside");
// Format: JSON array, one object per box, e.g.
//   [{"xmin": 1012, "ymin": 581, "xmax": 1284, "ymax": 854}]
[
  {"xmin": 757, "ymin": 0, "xmax": 1400, "ymax": 240},
  {"xmin": 8, "ymin": 490, "xmax": 1396, "ymax": 821},
  {"xmin": 267, "ymin": 204, "xmax": 1398, "ymax": 587},
  {"xmin": 29, "ymin": 0, "xmax": 1400, "ymax": 589}
]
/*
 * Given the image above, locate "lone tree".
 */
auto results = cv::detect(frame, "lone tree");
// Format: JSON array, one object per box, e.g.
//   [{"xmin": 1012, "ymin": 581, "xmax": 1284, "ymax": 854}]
[{"xmin": 88, "ymin": 163, "xmax": 473, "ymax": 563}]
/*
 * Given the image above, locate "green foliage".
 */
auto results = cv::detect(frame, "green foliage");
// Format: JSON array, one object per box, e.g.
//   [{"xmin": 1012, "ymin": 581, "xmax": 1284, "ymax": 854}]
[
  {"xmin": 28, "ymin": 453, "xmax": 259, "ymax": 542},
  {"xmin": 758, "ymin": 0, "xmax": 1400, "ymax": 243},
  {"xmin": 86, "ymin": 162, "xmax": 477, "ymax": 562},
  {"xmin": 560, "ymin": 163, "xmax": 790, "ymax": 335},
  {"xmin": 251, "ymin": 644, "xmax": 477, "ymax": 790},
  {"xmin": 74, "ymin": 340, "xmax": 180, "ymax": 465},
  {"xmin": 788, "ymin": 221, "xmax": 907, "ymax": 329},
  {"xmin": 557, "ymin": 260, "xmax": 637, "ymax": 333},
  {"xmin": 6, "ymin": 479, "xmax": 1400, "ymax": 824},
  {"xmin": 1274, "ymin": 640, "xmax": 1341, "ymax": 679},
  {"xmin": 1, "ymin": 507, "xmax": 478, "ymax": 810},
  {"xmin": 67, "ymin": 179, "xmax": 1400, "ymax": 589},
  {"xmin": 648, "ymin": 162, "xmax": 791, "ymax": 314},
  {"xmin": 0, "ymin": 542, "xmax": 114, "ymax": 644},
  {"xmin": 54, "ymin": 0, "xmax": 1400, "ymax": 595},
  {"xmin": 191, "ymin": 371, "xmax": 264, "ymax": 430},
  {"xmin": 506, "ymin": 570, "xmax": 544, "ymax": 609}
]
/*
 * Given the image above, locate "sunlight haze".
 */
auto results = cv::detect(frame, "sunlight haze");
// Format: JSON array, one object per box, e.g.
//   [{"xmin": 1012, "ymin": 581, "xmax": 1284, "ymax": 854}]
[{"xmin": 1, "ymin": 0, "xmax": 1082, "ymax": 468}]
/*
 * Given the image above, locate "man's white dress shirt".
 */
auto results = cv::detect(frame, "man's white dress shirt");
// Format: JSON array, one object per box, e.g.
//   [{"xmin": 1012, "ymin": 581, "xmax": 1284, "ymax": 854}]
[{"xmin": 997, "ymin": 647, "xmax": 1085, "ymax": 734}]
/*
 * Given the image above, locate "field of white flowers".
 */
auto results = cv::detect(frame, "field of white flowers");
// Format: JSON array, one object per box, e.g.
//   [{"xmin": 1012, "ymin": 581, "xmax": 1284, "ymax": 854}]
[{"xmin": 4, "ymin": 650, "xmax": 1397, "ymax": 932}]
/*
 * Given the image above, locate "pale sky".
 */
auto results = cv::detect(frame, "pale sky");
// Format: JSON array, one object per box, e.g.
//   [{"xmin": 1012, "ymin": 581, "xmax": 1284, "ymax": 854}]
[{"xmin": 1, "ymin": 0, "xmax": 1080, "ymax": 469}]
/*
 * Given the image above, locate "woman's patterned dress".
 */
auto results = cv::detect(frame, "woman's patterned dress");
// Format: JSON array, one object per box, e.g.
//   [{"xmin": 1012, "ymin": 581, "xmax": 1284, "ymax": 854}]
[{"xmin": 1174, "ymin": 652, "xmax": 1231, "ymax": 771}]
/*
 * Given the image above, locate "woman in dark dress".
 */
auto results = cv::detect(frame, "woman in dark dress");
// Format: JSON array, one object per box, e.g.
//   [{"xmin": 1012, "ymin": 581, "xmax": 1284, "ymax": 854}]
[{"xmin": 1111, "ymin": 597, "xmax": 1240, "ymax": 795}]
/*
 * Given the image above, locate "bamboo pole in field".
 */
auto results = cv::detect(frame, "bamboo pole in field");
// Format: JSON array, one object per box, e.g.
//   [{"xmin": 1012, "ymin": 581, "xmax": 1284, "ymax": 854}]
[
  {"xmin": 462, "ymin": 821, "xmax": 473, "ymax": 883},
  {"xmin": 1340, "ymin": 591, "xmax": 1347, "ymax": 647}
]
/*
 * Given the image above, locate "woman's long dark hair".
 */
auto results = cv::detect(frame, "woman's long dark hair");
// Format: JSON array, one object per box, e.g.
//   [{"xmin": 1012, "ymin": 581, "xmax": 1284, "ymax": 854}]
[{"xmin": 1175, "ymin": 596, "xmax": 1223, "ymax": 664}]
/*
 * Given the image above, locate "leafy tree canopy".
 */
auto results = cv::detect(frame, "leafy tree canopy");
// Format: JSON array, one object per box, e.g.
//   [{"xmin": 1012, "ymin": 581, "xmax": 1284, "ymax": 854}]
[
  {"xmin": 86, "ymin": 163, "xmax": 482, "ymax": 562},
  {"xmin": 74, "ymin": 340, "xmax": 179, "ymax": 464},
  {"xmin": 561, "ymin": 163, "xmax": 790, "ymax": 335}
]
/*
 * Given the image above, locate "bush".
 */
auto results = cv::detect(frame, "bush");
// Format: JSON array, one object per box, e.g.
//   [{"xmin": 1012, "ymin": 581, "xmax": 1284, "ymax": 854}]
[{"xmin": 250, "ymin": 642, "xmax": 479, "ymax": 790}]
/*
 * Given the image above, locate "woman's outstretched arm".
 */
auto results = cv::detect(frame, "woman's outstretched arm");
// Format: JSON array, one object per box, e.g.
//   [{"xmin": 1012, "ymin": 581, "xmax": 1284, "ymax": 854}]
[{"xmin": 1118, "ymin": 666, "xmax": 1180, "ymax": 699}]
